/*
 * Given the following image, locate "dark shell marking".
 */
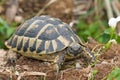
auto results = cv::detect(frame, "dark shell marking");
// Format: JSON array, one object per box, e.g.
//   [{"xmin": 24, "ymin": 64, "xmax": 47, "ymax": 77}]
[
  {"xmin": 17, "ymin": 38, "xmax": 23, "ymax": 51},
  {"xmin": 5, "ymin": 15, "xmax": 81, "ymax": 54},
  {"xmin": 30, "ymin": 40, "xmax": 36, "ymax": 52},
  {"xmin": 11, "ymin": 36, "xmax": 18, "ymax": 48}
]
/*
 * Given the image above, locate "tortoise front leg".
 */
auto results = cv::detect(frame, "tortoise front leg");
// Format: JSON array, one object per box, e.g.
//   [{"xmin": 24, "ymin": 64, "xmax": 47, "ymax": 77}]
[{"xmin": 53, "ymin": 52, "xmax": 66, "ymax": 73}]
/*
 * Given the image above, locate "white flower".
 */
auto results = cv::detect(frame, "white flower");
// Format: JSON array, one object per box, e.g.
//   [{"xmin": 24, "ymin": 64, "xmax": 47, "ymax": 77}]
[
  {"xmin": 108, "ymin": 18, "xmax": 117, "ymax": 28},
  {"xmin": 108, "ymin": 39, "xmax": 117, "ymax": 44},
  {"xmin": 116, "ymin": 16, "xmax": 120, "ymax": 21},
  {"xmin": 108, "ymin": 16, "xmax": 120, "ymax": 28}
]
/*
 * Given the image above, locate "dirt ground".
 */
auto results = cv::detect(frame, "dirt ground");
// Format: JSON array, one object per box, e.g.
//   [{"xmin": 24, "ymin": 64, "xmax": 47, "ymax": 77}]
[
  {"xmin": 0, "ymin": 0, "xmax": 120, "ymax": 80},
  {"xmin": 0, "ymin": 43, "xmax": 120, "ymax": 80}
]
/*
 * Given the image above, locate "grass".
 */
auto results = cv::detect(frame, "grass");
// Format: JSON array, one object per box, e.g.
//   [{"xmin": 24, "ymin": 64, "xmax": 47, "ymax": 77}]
[{"xmin": 89, "ymin": 69, "xmax": 98, "ymax": 80}]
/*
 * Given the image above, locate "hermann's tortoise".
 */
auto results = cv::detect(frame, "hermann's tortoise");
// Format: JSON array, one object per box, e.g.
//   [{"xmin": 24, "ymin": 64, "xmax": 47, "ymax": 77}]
[{"xmin": 5, "ymin": 15, "xmax": 95, "ymax": 72}]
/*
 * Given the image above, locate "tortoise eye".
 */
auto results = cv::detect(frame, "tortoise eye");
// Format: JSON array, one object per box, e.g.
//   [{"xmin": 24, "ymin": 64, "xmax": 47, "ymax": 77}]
[
  {"xmin": 78, "ymin": 47, "xmax": 83, "ymax": 53},
  {"xmin": 68, "ymin": 47, "xmax": 73, "ymax": 52}
]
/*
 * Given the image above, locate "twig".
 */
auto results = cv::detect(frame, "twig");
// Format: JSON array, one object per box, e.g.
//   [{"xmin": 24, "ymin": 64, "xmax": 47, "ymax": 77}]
[
  {"xmin": 0, "ymin": 72, "xmax": 10, "ymax": 80},
  {"xmin": 115, "ymin": 0, "xmax": 120, "ymax": 10},
  {"xmin": 69, "ymin": 20, "xmax": 78, "ymax": 28},
  {"xmin": 73, "ymin": 0, "xmax": 91, "ymax": 16},
  {"xmin": 36, "ymin": 0, "xmax": 57, "ymax": 16},
  {"xmin": 104, "ymin": 0, "xmax": 113, "ymax": 19},
  {"xmin": 17, "ymin": 71, "xmax": 46, "ymax": 80},
  {"xmin": 94, "ymin": 0, "xmax": 99, "ymax": 16},
  {"xmin": 60, "ymin": 68, "xmax": 73, "ymax": 79},
  {"xmin": 112, "ymin": 0, "xmax": 120, "ymax": 16},
  {"xmin": 6, "ymin": 0, "xmax": 19, "ymax": 24}
]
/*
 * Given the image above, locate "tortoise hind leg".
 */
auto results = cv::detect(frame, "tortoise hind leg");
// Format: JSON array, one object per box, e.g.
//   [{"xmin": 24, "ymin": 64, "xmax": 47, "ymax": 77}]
[
  {"xmin": 7, "ymin": 50, "xmax": 17, "ymax": 66},
  {"xmin": 53, "ymin": 52, "xmax": 66, "ymax": 73}
]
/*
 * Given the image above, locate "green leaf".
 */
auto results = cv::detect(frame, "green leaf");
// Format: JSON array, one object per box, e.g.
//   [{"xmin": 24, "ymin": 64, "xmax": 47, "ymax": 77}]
[
  {"xmin": 116, "ymin": 36, "xmax": 120, "ymax": 44},
  {"xmin": 6, "ymin": 27, "xmax": 14, "ymax": 38},
  {"xmin": 107, "ymin": 67, "xmax": 120, "ymax": 80},
  {"xmin": 98, "ymin": 32, "xmax": 110, "ymax": 43},
  {"xmin": 0, "ymin": 17, "xmax": 15, "ymax": 48},
  {"xmin": 104, "ymin": 28, "xmax": 111, "ymax": 34},
  {"xmin": 93, "ymin": 69, "xmax": 98, "ymax": 75}
]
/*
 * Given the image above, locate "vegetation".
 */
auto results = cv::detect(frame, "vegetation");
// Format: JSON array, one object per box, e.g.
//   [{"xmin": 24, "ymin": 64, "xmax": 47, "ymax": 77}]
[
  {"xmin": 0, "ymin": 18, "xmax": 15, "ymax": 48},
  {"xmin": 106, "ymin": 67, "xmax": 120, "ymax": 80}
]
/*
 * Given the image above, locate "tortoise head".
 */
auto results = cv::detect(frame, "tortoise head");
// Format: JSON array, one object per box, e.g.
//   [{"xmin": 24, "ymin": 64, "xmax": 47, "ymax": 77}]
[
  {"xmin": 67, "ymin": 42, "xmax": 83, "ymax": 57},
  {"xmin": 67, "ymin": 42, "xmax": 95, "ymax": 61}
]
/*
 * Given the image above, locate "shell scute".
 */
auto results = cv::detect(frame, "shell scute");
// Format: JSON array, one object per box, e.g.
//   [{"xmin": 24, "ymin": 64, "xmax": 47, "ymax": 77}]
[
  {"xmin": 23, "ymin": 39, "xmax": 29, "ymax": 52},
  {"xmin": 11, "ymin": 36, "xmax": 18, "ymax": 48},
  {"xmin": 38, "ymin": 25, "xmax": 59, "ymax": 40},
  {"xmin": 47, "ymin": 41, "xmax": 54, "ymax": 53},
  {"xmin": 17, "ymin": 38, "xmax": 23, "ymax": 51},
  {"xmin": 36, "ymin": 40, "xmax": 45, "ymax": 53},
  {"xmin": 46, "ymin": 18, "xmax": 62, "ymax": 25}
]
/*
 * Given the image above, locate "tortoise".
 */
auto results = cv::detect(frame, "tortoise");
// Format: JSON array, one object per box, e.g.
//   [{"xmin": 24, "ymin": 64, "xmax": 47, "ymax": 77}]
[{"xmin": 5, "ymin": 15, "xmax": 95, "ymax": 72}]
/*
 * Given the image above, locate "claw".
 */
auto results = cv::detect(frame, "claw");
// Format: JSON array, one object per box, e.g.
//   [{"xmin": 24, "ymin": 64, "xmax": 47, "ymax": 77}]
[
  {"xmin": 53, "ymin": 63, "xmax": 61, "ymax": 73},
  {"xmin": 84, "ymin": 47, "xmax": 96, "ymax": 62}
]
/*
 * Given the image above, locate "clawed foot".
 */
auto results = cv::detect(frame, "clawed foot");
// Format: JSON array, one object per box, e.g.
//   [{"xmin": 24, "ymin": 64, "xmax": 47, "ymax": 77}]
[
  {"xmin": 53, "ymin": 62, "xmax": 62, "ymax": 73},
  {"xmin": 6, "ymin": 50, "xmax": 17, "ymax": 66},
  {"xmin": 53, "ymin": 53, "xmax": 65, "ymax": 73}
]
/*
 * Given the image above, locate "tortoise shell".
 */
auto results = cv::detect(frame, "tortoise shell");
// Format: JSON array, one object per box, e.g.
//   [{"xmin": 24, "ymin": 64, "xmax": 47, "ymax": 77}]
[{"xmin": 5, "ymin": 15, "xmax": 81, "ymax": 54}]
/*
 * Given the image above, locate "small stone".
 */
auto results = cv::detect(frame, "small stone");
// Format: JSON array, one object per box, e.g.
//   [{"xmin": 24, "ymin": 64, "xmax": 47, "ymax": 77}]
[
  {"xmin": 15, "ymin": 71, "xmax": 20, "ymax": 75},
  {"xmin": 101, "ymin": 61, "xmax": 108, "ymax": 64},
  {"xmin": 14, "ymin": 16, "xmax": 23, "ymax": 23},
  {"xmin": 22, "ymin": 65, "xmax": 29, "ymax": 70},
  {"xmin": 75, "ymin": 62, "xmax": 81, "ymax": 69}
]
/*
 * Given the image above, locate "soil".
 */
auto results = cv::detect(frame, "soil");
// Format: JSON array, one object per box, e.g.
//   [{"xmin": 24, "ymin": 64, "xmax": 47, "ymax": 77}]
[
  {"xmin": 0, "ymin": 0, "xmax": 120, "ymax": 80},
  {"xmin": 17, "ymin": 0, "xmax": 74, "ymax": 23},
  {"xmin": 1, "ymin": 43, "xmax": 120, "ymax": 80}
]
